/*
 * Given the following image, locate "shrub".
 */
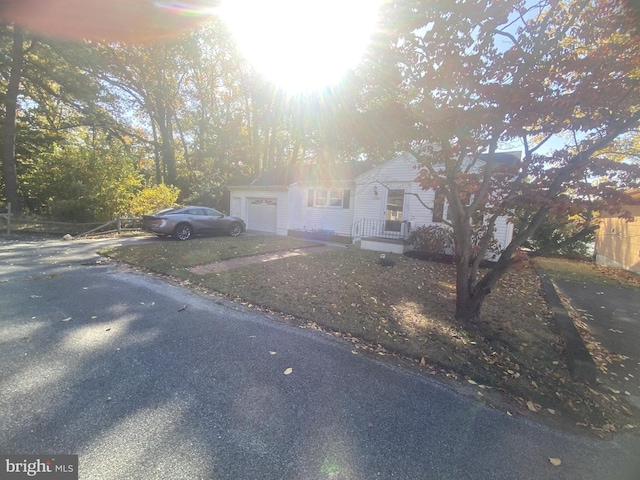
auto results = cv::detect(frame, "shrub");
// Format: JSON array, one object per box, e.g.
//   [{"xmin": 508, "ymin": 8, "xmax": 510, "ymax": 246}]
[
  {"xmin": 127, "ymin": 184, "xmax": 180, "ymax": 217},
  {"xmin": 407, "ymin": 225, "xmax": 454, "ymax": 254}
]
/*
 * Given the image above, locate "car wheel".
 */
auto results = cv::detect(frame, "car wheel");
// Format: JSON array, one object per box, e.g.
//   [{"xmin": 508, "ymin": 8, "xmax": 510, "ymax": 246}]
[
  {"xmin": 173, "ymin": 223, "xmax": 193, "ymax": 241},
  {"xmin": 228, "ymin": 222, "xmax": 242, "ymax": 237}
]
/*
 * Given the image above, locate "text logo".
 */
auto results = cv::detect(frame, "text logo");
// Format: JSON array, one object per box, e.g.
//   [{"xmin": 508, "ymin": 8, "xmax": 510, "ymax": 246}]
[{"xmin": 1, "ymin": 455, "xmax": 78, "ymax": 479}]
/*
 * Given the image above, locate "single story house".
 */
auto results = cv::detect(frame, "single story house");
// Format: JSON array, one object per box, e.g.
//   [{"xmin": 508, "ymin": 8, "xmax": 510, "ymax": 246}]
[
  {"xmin": 228, "ymin": 152, "xmax": 518, "ymax": 255},
  {"xmin": 595, "ymin": 190, "xmax": 640, "ymax": 274}
]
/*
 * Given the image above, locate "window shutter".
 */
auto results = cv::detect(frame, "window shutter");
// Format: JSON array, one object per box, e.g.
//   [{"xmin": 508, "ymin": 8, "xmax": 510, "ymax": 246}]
[
  {"xmin": 308, "ymin": 189, "xmax": 314, "ymax": 207},
  {"xmin": 342, "ymin": 189, "xmax": 350, "ymax": 209}
]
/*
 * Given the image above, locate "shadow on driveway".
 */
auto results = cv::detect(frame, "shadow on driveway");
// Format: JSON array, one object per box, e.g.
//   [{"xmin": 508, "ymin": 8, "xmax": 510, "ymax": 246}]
[{"xmin": 551, "ymin": 278, "xmax": 640, "ymax": 411}]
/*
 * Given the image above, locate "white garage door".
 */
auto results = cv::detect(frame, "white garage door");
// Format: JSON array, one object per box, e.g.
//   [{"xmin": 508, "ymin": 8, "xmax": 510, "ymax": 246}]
[{"xmin": 248, "ymin": 199, "xmax": 277, "ymax": 233}]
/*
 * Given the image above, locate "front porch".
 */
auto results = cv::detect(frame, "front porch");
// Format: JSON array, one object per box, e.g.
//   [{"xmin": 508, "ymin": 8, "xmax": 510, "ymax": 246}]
[{"xmin": 351, "ymin": 219, "xmax": 412, "ymax": 254}]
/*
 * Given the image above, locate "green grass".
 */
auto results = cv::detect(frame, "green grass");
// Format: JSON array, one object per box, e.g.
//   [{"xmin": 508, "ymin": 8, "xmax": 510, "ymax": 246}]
[
  {"xmin": 536, "ymin": 257, "xmax": 640, "ymax": 289},
  {"xmin": 101, "ymin": 235, "xmax": 638, "ymax": 433},
  {"xmin": 100, "ymin": 235, "xmax": 319, "ymax": 273}
]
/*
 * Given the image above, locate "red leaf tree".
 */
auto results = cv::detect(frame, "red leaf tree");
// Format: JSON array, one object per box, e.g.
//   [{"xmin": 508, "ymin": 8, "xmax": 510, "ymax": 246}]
[{"xmin": 375, "ymin": 0, "xmax": 640, "ymax": 322}]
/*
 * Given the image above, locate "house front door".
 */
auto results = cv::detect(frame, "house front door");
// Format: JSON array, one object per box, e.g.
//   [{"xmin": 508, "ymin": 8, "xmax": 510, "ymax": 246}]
[{"xmin": 384, "ymin": 189, "xmax": 405, "ymax": 232}]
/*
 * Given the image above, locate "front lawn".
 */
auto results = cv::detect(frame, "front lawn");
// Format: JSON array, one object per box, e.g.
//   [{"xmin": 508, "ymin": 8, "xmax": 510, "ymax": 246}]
[{"xmin": 101, "ymin": 236, "xmax": 638, "ymax": 435}]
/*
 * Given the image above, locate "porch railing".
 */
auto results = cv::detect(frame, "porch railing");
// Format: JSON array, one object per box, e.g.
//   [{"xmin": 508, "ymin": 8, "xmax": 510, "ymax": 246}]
[{"xmin": 351, "ymin": 218, "xmax": 411, "ymax": 241}]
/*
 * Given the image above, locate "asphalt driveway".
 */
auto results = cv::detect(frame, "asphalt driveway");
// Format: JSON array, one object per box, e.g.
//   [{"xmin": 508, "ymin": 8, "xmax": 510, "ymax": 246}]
[
  {"xmin": 1, "ymin": 237, "xmax": 639, "ymax": 479},
  {"xmin": 552, "ymin": 279, "xmax": 640, "ymax": 411}
]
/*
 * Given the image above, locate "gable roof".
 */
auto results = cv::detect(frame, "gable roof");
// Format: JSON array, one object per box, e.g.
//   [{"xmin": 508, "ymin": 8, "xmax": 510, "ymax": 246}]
[
  {"xmin": 234, "ymin": 150, "xmax": 522, "ymax": 189},
  {"xmin": 246, "ymin": 161, "xmax": 376, "ymax": 187},
  {"xmin": 479, "ymin": 151, "xmax": 521, "ymax": 165}
]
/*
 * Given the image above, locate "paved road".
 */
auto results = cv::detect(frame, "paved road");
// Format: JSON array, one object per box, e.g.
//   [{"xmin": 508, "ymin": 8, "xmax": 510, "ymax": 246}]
[{"xmin": 1, "ymin": 237, "xmax": 639, "ymax": 480}]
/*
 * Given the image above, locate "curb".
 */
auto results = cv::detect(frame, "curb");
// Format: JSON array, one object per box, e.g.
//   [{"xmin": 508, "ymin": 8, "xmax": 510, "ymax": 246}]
[{"xmin": 536, "ymin": 267, "xmax": 597, "ymax": 384}]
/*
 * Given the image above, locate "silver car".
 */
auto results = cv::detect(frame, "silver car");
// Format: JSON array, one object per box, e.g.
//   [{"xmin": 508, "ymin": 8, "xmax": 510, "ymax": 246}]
[{"xmin": 142, "ymin": 206, "xmax": 246, "ymax": 240}]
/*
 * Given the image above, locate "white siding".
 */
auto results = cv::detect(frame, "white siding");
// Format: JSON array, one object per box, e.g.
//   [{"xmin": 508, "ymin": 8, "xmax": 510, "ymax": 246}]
[
  {"xmin": 353, "ymin": 155, "xmax": 411, "ymax": 226},
  {"xmin": 231, "ymin": 151, "xmax": 516, "ymax": 251},
  {"xmin": 290, "ymin": 185, "xmax": 355, "ymax": 236},
  {"xmin": 355, "ymin": 154, "xmax": 433, "ymax": 230},
  {"xmin": 353, "ymin": 153, "xmax": 515, "ymax": 254},
  {"xmin": 493, "ymin": 216, "xmax": 514, "ymax": 250}
]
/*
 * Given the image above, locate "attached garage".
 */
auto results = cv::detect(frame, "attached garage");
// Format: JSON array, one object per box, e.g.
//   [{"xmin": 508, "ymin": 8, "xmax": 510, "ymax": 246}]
[{"xmin": 247, "ymin": 198, "xmax": 277, "ymax": 233}]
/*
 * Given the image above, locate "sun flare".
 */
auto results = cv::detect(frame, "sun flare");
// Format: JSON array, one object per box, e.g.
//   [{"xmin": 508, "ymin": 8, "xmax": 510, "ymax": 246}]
[{"xmin": 220, "ymin": 0, "xmax": 381, "ymax": 92}]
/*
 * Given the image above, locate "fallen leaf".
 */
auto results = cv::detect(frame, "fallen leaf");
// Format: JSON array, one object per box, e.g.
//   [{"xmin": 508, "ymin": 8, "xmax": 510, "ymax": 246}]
[
  {"xmin": 61, "ymin": 317, "xmax": 72, "ymax": 322},
  {"xmin": 605, "ymin": 386, "xmax": 621, "ymax": 394},
  {"xmin": 549, "ymin": 458, "xmax": 561, "ymax": 466},
  {"xmin": 547, "ymin": 409, "xmax": 556, "ymax": 415},
  {"xmin": 269, "ymin": 351, "xmax": 277, "ymax": 355},
  {"xmin": 467, "ymin": 379, "xmax": 478, "ymax": 385},
  {"xmin": 177, "ymin": 305, "xmax": 187, "ymax": 312},
  {"xmin": 506, "ymin": 410, "xmax": 513, "ymax": 416},
  {"xmin": 621, "ymin": 405, "xmax": 634, "ymax": 417},
  {"xmin": 283, "ymin": 367, "xmax": 293, "ymax": 375},
  {"xmin": 419, "ymin": 357, "xmax": 426, "ymax": 366},
  {"xmin": 526, "ymin": 400, "xmax": 539, "ymax": 412}
]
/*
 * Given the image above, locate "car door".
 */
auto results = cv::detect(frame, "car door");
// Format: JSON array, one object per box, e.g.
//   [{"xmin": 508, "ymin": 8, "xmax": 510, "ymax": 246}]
[
  {"xmin": 200, "ymin": 207, "xmax": 226, "ymax": 233},
  {"xmin": 185, "ymin": 208, "xmax": 210, "ymax": 234}
]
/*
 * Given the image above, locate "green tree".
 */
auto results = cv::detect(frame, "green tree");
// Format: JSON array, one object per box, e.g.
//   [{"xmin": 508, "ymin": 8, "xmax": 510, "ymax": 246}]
[
  {"xmin": 1, "ymin": 24, "xmax": 24, "ymax": 212},
  {"xmin": 23, "ymin": 130, "xmax": 142, "ymax": 221},
  {"xmin": 128, "ymin": 184, "xmax": 180, "ymax": 217},
  {"xmin": 0, "ymin": 23, "xmax": 116, "ymax": 214}
]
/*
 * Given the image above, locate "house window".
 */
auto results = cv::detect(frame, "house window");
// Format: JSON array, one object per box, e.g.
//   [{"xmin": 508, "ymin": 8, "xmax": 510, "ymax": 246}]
[
  {"xmin": 308, "ymin": 189, "xmax": 350, "ymax": 209},
  {"xmin": 329, "ymin": 190, "xmax": 343, "ymax": 207},
  {"xmin": 314, "ymin": 189, "xmax": 328, "ymax": 207}
]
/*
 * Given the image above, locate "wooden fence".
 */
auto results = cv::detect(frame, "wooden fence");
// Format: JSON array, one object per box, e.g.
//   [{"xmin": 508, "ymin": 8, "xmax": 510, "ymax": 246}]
[
  {"xmin": 0, "ymin": 207, "xmax": 143, "ymax": 238},
  {"xmin": 0, "ymin": 202, "xmax": 10, "ymax": 235}
]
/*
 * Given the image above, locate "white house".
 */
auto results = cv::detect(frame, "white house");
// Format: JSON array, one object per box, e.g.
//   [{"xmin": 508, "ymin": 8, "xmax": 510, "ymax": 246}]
[{"xmin": 228, "ymin": 152, "xmax": 518, "ymax": 255}]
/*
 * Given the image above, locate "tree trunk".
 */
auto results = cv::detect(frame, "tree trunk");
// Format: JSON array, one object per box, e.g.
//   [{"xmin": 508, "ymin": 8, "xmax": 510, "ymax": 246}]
[
  {"xmin": 455, "ymin": 288, "xmax": 485, "ymax": 323},
  {"xmin": 156, "ymin": 102, "xmax": 177, "ymax": 186},
  {"xmin": 453, "ymin": 242, "xmax": 486, "ymax": 323},
  {"xmin": 451, "ymin": 210, "xmax": 489, "ymax": 323},
  {"xmin": 2, "ymin": 25, "xmax": 24, "ymax": 214}
]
